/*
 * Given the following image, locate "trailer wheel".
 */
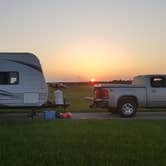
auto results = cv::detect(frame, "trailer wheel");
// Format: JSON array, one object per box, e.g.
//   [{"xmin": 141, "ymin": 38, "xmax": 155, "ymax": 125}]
[{"xmin": 118, "ymin": 99, "xmax": 137, "ymax": 118}]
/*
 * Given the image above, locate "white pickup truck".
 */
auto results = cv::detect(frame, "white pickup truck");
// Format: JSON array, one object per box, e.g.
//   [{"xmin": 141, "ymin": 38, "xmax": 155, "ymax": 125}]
[{"xmin": 92, "ymin": 75, "xmax": 166, "ymax": 117}]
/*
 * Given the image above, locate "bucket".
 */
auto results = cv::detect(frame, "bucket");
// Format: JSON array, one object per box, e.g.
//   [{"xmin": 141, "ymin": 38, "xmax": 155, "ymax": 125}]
[{"xmin": 43, "ymin": 111, "xmax": 57, "ymax": 120}]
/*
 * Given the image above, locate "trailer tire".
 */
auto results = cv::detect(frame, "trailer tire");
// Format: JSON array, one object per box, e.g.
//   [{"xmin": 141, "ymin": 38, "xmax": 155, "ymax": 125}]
[{"xmin": 118, "ymin": 99, "xmax": 137, "ymax": 118}]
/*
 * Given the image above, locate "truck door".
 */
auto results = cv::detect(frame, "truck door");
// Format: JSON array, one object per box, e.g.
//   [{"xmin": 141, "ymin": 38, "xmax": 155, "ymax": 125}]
[{"xmin": 148, "ymin": 76, "xmax": 166, "ymax": 107}]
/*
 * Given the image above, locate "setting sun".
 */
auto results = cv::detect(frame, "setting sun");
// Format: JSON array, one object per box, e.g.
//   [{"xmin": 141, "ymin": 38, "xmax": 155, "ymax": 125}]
[
  {"xmin": 0, "ymin": 0, "xmax": 165, "ymax": 82},
  {"xmin": 90, "ymin": 78, "xmax": 96, "ymax": 82}
]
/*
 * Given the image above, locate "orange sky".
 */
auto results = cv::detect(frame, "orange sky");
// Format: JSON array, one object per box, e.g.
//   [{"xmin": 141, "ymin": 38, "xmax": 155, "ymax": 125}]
[
  {"xmin": 40, "ymin": 37, "xmax": 166, "ymax": 81},
  {"xmin": 0, "ymin": 0, "xmax": 166, "ymax": 81}
]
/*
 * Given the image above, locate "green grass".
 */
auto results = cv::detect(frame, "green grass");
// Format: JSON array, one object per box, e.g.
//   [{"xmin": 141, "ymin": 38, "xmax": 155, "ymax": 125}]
[
  {"xmin": 48, "ymin": 84, "xmax": 105, "ymax": 112},
  {"xmin": 0, "ymin": 85, "xmax": 165, "ymax": 166},
  {"xmin": 0, "ymin": 120, "xmax": 166, "ymax": 166}
]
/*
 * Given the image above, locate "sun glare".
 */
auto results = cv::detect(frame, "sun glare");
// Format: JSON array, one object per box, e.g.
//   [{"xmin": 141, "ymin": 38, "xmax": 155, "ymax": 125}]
[{"xmin": 90, "ymin": 78, "xmax": 96, "ymax": 82}]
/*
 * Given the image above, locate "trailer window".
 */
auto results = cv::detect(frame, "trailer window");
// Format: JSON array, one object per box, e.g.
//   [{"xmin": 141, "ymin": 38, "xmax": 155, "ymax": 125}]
[
  {"xmin": 151, "ymin": 77, "xmax": 166, "ymax": 87},
  {"xmin": 0, "ymin": 72, "xmax": 19, "ymax": 85}
]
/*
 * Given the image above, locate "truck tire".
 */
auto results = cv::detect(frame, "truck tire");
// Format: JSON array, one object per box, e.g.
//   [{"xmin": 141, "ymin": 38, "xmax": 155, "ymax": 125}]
[{"xmin": 118, "ymin": 99, "xmax": 137, "ymax": 118}]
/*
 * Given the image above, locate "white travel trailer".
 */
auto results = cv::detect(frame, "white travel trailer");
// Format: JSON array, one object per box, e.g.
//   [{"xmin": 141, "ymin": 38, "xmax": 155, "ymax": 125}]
[{"xmin": 0, "ymin": 52, "xmax": 48, "ymax": 107}]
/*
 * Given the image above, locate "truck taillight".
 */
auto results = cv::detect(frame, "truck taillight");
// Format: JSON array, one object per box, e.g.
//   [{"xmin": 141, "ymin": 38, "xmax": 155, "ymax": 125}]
[
  {"xmin": 102, "ymin": 89, "xmax": 109, "ymax": 99},
  {"xmin": 94, "ymin": 88, "xmax": 109, "ymax": 99}
]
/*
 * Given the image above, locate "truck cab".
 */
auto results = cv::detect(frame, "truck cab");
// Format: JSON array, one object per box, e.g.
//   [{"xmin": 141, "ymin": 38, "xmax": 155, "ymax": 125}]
[{"xmin": 146, "ymin": 75, "xmax": 166, "ymax": 107}]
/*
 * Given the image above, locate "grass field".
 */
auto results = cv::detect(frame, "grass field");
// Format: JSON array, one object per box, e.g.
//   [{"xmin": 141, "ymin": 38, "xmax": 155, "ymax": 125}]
[
  {"xmin": 0, "ymin": 85, "xmax": 166, "ymax": 165},
  {"xmin": 48, "ymin": 84, "xmax": 105, "ymax": 112},
  {"xmin": 0, "ymin": 120, "xmax": 166, "ymax": 166}
]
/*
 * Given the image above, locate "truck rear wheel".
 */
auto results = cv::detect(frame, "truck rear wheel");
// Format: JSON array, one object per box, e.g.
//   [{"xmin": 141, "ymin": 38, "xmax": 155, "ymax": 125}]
[{"xmin": 118, "ymin": 99, "xmax": 137, "ymax": 118}]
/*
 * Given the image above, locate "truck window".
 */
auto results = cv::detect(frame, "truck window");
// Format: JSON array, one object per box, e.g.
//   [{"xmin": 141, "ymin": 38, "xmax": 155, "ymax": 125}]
[
  {"xmin": 0, "ymin": 72, "xmax": 19, "ymax": 85},
  {"xmin": 151, "ymin": 77, "xmax": 166, "ymax": 87},
  {"xmin": 132, "ymin": 77, "xmax": 145, "ymax": 86}
]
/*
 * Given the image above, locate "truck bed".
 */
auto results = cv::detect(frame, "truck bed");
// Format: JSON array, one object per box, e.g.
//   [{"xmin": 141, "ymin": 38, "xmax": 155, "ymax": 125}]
[{"xmin": 95, "ymin": 84, "xmax": 145, "ymax": 88}]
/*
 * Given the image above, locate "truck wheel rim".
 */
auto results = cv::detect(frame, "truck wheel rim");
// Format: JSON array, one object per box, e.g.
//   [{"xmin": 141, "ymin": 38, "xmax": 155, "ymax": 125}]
[{"xmin": 122, "ymin": 103, "xmax": 134, "ymax": 115}]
